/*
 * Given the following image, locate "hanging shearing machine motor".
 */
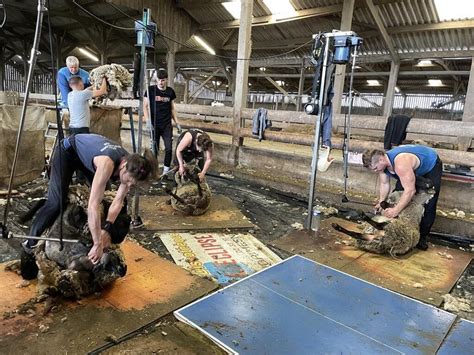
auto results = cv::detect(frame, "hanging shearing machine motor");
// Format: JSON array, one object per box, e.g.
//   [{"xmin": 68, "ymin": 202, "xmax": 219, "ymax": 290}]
[{"xmin": 305, "ymin": 30, "xmax": 363, "ymax": 230}]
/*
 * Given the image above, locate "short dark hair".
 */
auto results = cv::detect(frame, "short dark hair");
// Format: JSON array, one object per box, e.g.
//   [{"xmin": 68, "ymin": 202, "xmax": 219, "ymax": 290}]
[
  {"xmin": 124, "ymin": 149, "xmax": 157, "ymax": 181},
  {"xmin": 157, "ymin": 68, "xmax": 168, "ymax": 79},
  {"xmin": 362, "ymin": 149, "xmax": 385, "ymax": 168},
  {"xmin": 197, "ymin": 133, "xmax": 213, "ymax": 151},
  {"xmin": 68, "ymin": 76, "xmax": 83, "ymax": 86}
]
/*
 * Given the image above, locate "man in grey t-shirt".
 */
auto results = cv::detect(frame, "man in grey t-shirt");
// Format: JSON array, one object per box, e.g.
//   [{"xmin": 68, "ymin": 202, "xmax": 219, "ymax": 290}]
[{"xmin": 67, "ymin": 76, "xmax": 107, "ymax": 135}]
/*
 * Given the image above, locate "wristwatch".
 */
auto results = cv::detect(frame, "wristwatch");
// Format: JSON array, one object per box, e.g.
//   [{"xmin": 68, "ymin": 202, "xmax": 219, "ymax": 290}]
[{"xmin": 102, "ymin": 221, "xmax": 113, "ymax": 235}]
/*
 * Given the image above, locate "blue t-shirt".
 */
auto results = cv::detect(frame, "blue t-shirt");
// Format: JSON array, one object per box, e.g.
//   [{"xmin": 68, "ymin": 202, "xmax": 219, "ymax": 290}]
[
  {"xmin": 72, "ymin": 134, "xmax": 128, "ymax": 173},
  {"xmin": 68, "ymin": 89, "xmax": 93, "ymax": 128},
  {"xmin": 385, "ymin": 145, "xmax": 438, "ymax": 178},
  {"xmin": 57, "ymin": 67, "xmax": 90, "ymax": 108}
]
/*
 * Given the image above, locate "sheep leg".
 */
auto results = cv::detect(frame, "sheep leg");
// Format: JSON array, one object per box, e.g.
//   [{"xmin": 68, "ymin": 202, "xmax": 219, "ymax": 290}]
[{"xmin": 331, "ymin": 223, "xmax": 373, "ymax": 241}]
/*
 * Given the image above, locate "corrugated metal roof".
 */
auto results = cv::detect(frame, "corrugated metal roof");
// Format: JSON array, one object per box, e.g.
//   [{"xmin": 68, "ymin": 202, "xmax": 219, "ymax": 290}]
[{"xmin": 2, "ymin": 0, "xmax": 474, "ymax": 95}]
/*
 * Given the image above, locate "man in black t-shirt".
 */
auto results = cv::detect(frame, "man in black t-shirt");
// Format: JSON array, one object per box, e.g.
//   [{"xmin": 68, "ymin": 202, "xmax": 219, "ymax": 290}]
[{"xmin": 144, "ymin": 69, "xmax": 181, "ymax": 174}]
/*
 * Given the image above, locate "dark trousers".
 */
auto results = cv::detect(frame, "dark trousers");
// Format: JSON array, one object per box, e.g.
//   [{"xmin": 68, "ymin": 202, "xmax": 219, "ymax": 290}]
[
  {"xmin": 152, "ymin": 124, "xmax": 173, "ymax": 167},
  {"xmin": 28, "ymin": 140, "xmax": 93, "ymax": 247},
  {"xmin": 67, "ymin": 127, "xmax": 90, "ymax": 183},
  {"xmin": 394, "ymin": 158, "xmax": 443, "ymax": 242},
  {"xmin": 68, "ymin": 127, "xmax": 90, "ymax": 135}
]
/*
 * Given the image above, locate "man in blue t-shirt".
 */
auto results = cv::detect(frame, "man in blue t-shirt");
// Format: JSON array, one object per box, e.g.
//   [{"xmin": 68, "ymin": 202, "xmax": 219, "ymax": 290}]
[
  {"xmin": 362, "ymin": 145, "xmax": 442, "ymax": 250},
  {"xmin": 57, "ymin": 56, "xmax": 90, "ymax": 108}
]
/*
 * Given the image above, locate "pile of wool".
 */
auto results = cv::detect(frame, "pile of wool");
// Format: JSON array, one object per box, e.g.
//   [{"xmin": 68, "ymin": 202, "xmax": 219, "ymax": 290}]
[{"xmin": 89, "ymin": 64, "xmax": 132, "ymax": 101}]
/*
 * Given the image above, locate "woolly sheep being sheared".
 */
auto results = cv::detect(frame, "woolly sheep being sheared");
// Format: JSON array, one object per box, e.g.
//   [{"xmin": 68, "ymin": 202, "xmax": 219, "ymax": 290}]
[
  {"xmin": 332, "ymin": 188, "xmax": 434, "ymax": 256},
  {"xmin": 34, "ymin": 186, "xmax": 128, "ymax": 299},
  {"xmin": 167, "ymin": 161, "xmax": 212, "ymax": 216},
  {"xmin": 89, "ymin": 64, "xmax": 132, "ymax": 101}
]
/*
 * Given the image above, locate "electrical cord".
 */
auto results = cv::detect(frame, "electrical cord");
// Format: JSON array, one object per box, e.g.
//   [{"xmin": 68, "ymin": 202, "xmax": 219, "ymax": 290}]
[
  {"xmin": 0, "ymin": 0, "xmax": 6, "ymax": 28},
  {"xmin": 73, "ymin": 0, "xmax": 313, "ymax": 62},
  {"xmin": 72, "ymin": 0, "xmax": 135, "ymax": 30},
  {"xmin": 46, "ymin": 0, "xmax": 65, "ymax": 250}
]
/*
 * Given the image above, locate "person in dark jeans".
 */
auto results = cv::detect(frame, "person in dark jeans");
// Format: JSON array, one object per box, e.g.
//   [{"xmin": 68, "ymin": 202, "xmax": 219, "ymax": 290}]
[
  {"xmin": 144, "ymin": 69, "xmax": 181, "ymax": 175},
  {"xmin": 362, "ymin": 145, "xmax": 442, "ymax": 251},
  {"xmin": 21, "ymin": 134, "xmax": 157, "ymax": 280}
]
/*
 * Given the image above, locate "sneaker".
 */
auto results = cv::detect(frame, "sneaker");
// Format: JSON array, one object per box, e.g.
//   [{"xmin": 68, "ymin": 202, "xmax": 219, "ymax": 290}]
[
  {"xmin": 20, "ymin": 247, "xmax": 39, "ymax": 280},
  {"xmin": 131, "ymin": 216, "xmax": 144, "ymax": 229}
]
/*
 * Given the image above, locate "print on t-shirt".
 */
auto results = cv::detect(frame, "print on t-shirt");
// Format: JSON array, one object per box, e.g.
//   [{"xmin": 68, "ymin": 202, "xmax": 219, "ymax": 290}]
[{"xmin": 155, "ymin": 95, "xmax": 171, "ymax": 102}]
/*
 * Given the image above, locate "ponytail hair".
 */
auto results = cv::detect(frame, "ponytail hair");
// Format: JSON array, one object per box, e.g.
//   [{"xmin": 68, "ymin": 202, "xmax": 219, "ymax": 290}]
[
  {"xmin": 124, "ymin": 148, "xmax": 157, "ymax": 181},
  {"xmin": 197, "ymin": 133, "xmax": 213, "ymax": 151}
]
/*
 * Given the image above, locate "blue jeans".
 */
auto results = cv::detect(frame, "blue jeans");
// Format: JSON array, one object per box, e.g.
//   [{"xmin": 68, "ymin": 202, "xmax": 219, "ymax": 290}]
[{"xmin": 321, "ymin": 104, "xmax": 332, "ymax": 147}]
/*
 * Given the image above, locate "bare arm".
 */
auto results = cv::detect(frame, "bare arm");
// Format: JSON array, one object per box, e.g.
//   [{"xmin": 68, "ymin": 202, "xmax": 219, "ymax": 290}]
[
  {"xmin": 176, "ymin": 132, "xmax": 192, "ymax": 175},
  {"xmin": 384, "ymin": 155, "xmax": 417, "ymax": 218},
  {"xmin": 378, "ymin": 172, "xmax": 391, "ymax": 203},
  {"xmin": 106, "ymin": 183, "xmax": 129, "ymax": 223},
  {"xmin": 144, "ymin": 96, "xmax": 149, "ymax": 121},
  {"xmin": 87, "ymin": 156, "xmax": 114, "ymax": 263},
  {"xmin": 202, "ymin": 150, "xmax": 213, "ymax": 175},
  {"xmin": 171, "ymin": 101, "xmax": 179, "ymax": 126},
  {"xmin": 92, "ymin": 78, "xmax": 107, "ymax": 98}
]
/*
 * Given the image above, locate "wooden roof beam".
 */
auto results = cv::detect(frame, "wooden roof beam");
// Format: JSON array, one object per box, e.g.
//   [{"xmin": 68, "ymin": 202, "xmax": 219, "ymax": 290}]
[{"xmin": 365, "ymin": 0, "xmax": 400, "ymax": 63}]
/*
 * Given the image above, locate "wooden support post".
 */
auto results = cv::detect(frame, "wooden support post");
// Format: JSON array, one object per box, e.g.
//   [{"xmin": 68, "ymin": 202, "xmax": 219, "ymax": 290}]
[
  {"xmin": 460, "ymin": 58, "xmax": 474, "ymax": 150},
  {"xmin": 184, "ymin": 76, "xmax": 189, "ymax": 103},
  {"xmin": 0, "ymin": 44, "xmax": 5, "ymax": 91},
  {"xmin": 332, "ymin": 0, "xmax": 355, "ymax": 114},
  {"xmin": 462, "ymin": 58, "xmax": 474, "ymax": 123},
  {"xmin": 167, "ymin": 49, "xmax": 176, "ymax": 85},
  {"xmin": 383, "ymin": 61, "xmax": 400, "ymax": 116},
  {"xmin": 232, "ymin": 0, "xmax": 253, "ymax": 147}
]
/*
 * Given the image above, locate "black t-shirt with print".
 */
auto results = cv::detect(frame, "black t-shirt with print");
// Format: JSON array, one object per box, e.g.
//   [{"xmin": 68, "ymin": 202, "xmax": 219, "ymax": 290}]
[{"xmin": 147, "ymin": 86, "xmax": 176, "ymax": 128}]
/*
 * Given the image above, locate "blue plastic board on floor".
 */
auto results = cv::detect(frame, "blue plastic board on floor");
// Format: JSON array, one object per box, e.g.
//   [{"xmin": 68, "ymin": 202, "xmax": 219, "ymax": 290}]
[
  {"xmin": 438, "ymin": 318, "xmax": 474, "ymax": 355},
  {"xmin": 175, "ymin": 255, "xmax": 457, "ymax": 354}
]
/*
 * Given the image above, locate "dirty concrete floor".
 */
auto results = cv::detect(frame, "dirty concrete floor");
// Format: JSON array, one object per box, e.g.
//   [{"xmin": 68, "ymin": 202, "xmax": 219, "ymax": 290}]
[{"xmin": 1, "ymin": 172, "xmax": 473, "ymax": 354}]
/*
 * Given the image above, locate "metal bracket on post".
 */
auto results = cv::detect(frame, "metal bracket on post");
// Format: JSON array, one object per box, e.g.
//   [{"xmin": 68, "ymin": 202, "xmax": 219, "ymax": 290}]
[{"xmin": 1, "ymin": 0, "xmax": 47, "ymax": 238}]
